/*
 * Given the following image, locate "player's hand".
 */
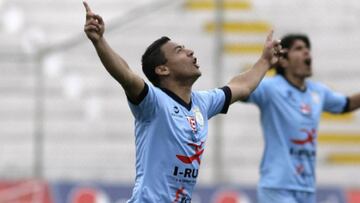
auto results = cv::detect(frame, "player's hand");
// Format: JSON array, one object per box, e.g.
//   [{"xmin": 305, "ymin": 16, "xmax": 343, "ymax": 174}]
[
  {"xmin": 83, "ymin": 1, "xmax": 105, "ymax": 43},
  {"xmin": 261, "ymin": 30, "xmax": 283, "ymax": 66}
]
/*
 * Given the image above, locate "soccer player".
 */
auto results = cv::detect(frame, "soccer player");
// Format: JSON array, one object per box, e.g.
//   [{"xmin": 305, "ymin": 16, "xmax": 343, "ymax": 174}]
[
  {"xmin": 83, "ymin": 1, "xmax": 281, "ymax": 202},
  {"xmin": 243, "ymin": 33, "xmax": 360, "ymax": 203}
]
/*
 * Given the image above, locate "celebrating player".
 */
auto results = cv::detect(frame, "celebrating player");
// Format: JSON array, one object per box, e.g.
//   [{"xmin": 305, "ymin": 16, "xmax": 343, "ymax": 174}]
[
  {"xmin": 242, "ymin": 33, "xmax": 360, "ymax": 203},
  {"xmin": 83, "ymin": 1, "xmax": 281, "ymax": 202}
]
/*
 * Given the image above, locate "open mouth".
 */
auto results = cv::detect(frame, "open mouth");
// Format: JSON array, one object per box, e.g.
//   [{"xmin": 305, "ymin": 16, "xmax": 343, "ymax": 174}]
[
  {"xmin": 193, "ymin": 57, "xmax": 199, "ymax": 69},
  {"xmin": 304, "ymin": 58, "xmax": 312, "ymax": 66}
]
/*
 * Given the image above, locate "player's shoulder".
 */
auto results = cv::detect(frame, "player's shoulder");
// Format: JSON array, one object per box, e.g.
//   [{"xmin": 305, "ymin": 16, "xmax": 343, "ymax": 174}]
[
  {"xmin": 258, "ymin": 75, "xmax": 282, "ymax": 88},
  {"xmin": 147, "ymin": 82, "xmax": 169, "ymax": 97},
  {"xmin": 263, "ymin": 75, "xmax": 279, "ymax": 83},
  {"xmin": 192, "ymin": 88, "xmax": 220, "ymax": 100},
  {"xmin": 142, "ymin": 82, "xmax": 176, "ymax": 106},
  {"xmin": 192, "ymin": 88, "xmax": 225, "ymax": 104},
  {"xmin": 194, "ymin": 88, "xmax": 221, "ymax": 95},
  {"xmin": 147, "ymin": 82, "xmax": 160, "ymax": 92},
  {"xmin": 306, "ymin": 80, "xmax": 328, "ymax": 91}
]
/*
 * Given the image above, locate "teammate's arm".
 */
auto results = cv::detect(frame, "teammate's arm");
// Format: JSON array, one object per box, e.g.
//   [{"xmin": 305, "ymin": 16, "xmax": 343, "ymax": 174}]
[
  {"xmin": 346, "ymin": 93, "xmax": 360, "ymax": 112},
  {"xmin": 226, "ymin": 31, "xmax": 281, "ymax": 104},
  {"xmin": 83, "ymin": 1, "xmax": 144, "ymax": 101}
]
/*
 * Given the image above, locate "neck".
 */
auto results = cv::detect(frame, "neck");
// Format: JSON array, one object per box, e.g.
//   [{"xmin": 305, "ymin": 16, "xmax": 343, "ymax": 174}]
[
  {"xmin": 160, "ymin": 80, "xmax": 192, "ymax": 104},
  {"xmin": 284, "ymin": 73, "xmax": 306, "ymax": 91}
]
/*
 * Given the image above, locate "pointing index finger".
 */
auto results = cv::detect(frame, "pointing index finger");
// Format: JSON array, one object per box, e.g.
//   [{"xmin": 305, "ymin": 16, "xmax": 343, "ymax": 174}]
[
  {"xmin": 83, "ymin": 1, "xmax": 92, "ymax": 13},
  {"xmin": 266, "ymin": 30, "xmax": 274, "ymax": 42}
]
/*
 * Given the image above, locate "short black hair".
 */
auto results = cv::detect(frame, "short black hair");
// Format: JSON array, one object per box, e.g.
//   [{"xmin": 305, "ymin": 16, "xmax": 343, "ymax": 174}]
[
  {"xmin": 141, "ymin": 36, "xmax": 171, "ymax": 86},
  {"xmin": 275, "ymin": 34, "xmax": 311, "ymax": 75}
]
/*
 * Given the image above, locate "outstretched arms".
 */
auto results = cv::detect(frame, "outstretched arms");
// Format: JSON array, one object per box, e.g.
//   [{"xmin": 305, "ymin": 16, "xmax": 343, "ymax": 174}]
[
  {"xmin": 83, "ymin": 1, "xmax": 144, "ymax": 102},
  {"xmin": 226, "ymin": 31, "xmax": 282, "ymax": 104}
]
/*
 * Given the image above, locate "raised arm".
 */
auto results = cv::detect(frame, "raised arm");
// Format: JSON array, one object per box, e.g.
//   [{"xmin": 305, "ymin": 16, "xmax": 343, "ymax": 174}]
[
  {"xmin": 346, "ymin": 93, "xmax": 360, "ymax": 112},
  {"xmin": 226, "ymin": 31, "xmax": 281, "ymax": 103},
  {"xmin": 83, "ymin": 1, "xmax": 144, "ymax": 101}
]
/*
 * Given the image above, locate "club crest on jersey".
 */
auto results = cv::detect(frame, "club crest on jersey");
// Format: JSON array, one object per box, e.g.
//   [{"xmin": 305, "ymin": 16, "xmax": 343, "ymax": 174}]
[
  {"xmin": 193, "ymin": 106, "xmax": 204, "ymax": 127},
  {"xmin": 311, "ymin": 91, "xmax": 320, "ymax": 104},
  {"xmin": 187, "ymin": 116, "xmax": 197, "ymax": 133},
  {"xmin": 300, "ymin": 103, "xmax": 311, "ymax": 115}
]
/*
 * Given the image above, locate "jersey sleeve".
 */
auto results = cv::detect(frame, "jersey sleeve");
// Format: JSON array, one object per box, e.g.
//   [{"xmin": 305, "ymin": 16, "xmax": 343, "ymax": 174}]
[
  {"xmin": 127, "ymin": 82, "xmax": 159, "ymax": 121},
  {"xmin": 198, "ymin": 86, "xmax": 232, "ymax": 119},
  {"xmin": 322, "ymin": 85, "xmax": 348, "ymax": 113}
]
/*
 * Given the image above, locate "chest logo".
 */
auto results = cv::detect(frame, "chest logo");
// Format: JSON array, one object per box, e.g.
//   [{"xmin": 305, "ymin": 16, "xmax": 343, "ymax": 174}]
[
  {"xmin": 193, "ymin": 107, "xmax": 204, "ymax": 127},
  {"xmin": 173, "ymin": 106, "xmax": 179, "ymax": 114},
  {"xmin": 176, "ymin": 142, "xmax": 204, "ymax": 165},
  {"xmin": 291, "ymin": 129, "xmax": 316, "ymax": 145},
  {"xmin": 187, "ymin": 117, "xmax": 197, "ymax": 133},
  {"xmin": 311, "ymin": 91, "xmax": 320, "ymax": 104}
]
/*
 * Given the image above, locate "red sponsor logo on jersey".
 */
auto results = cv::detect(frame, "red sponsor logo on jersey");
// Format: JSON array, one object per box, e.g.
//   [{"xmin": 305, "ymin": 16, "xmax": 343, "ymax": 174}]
[
  {"xmin": 291, "ymin": 129, "xmax": 316, "ymax": 145},
  {"xmin": 176, "ymin": 142, "xmax": 204, "ymax": 165},
  {"xmin": 173, "ymin": 187, "xmax": 186, "ymax": 203}
]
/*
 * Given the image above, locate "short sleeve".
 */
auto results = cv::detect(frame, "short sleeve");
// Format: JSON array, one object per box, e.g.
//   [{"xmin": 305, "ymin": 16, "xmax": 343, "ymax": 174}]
[
  {"xmin": 127, "ymin": 83, "xmax": 158, "ymax": 121},
  {"xmin": 322, "ymin": 85, "xmax": 348, "ymax": 113},
  {"xmin": 198, "ymin": 86, "xmax": 232, "ymax": 119}
]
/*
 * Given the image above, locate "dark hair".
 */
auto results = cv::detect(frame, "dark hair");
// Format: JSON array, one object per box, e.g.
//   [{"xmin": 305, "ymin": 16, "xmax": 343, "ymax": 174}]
[
  {"xmin": 275, "ymin": 34, "xmax": 311, "ymax": 75},
  {"xmin": 141, "ymin": 36, "xmax": 171, "ymax": 86}
]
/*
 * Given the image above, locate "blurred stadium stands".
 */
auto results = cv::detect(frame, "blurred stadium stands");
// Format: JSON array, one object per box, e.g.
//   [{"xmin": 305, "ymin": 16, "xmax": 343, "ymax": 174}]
[{"xmin": 0, "ymin": 0, "xmax": 359, "ymax": 198}]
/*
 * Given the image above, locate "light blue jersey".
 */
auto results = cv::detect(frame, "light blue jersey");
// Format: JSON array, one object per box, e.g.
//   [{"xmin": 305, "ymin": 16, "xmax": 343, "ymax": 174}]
[
  {"xmin": 127, "ymin": 83, "xmax": 231, "ymax": 202},
  {"xmin": 246, "ymin": 75, "xmax": 348, "ymax": 192}
]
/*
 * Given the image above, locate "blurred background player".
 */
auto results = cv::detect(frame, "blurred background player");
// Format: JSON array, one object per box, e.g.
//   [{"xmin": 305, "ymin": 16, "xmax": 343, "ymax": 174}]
[
  {"xmin": 242, "ymin": 33, "xmax": 360, "ymax": 203},
  {"xmin": 83, "ymin": 1, "xmax": 282, "ymax": 202}
]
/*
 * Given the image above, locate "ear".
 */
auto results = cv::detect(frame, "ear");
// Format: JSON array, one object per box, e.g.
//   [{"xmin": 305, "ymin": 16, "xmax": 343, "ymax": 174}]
[{"xmin": 155, "ymin": 65, "xmax": 170, "ymax": 76}]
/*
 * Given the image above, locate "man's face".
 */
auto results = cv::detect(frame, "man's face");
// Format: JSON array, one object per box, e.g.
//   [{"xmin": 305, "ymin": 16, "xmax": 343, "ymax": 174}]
[
  {"xmin": 283, "ymin": 39, "xmax": 312, "ymax": 78},
  {"xmin": 160, "ymin": 41, "xmax": 201, "ymax": 83}
]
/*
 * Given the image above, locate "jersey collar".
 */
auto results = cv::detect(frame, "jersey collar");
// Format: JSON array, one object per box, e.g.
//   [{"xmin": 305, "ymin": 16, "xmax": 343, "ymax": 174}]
[
  {"xmin": 280, "ymin": 75, "xmax": 307, "ymax": 92},
  {"xmin": 160, "ymin": 88, "xmax": 192, "ymax": 111}
]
